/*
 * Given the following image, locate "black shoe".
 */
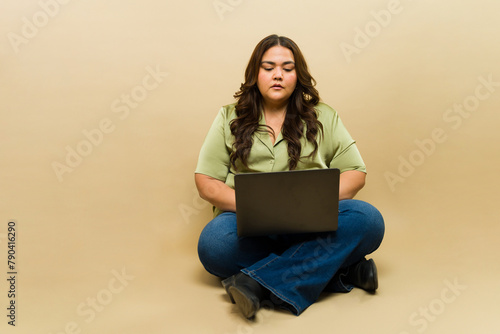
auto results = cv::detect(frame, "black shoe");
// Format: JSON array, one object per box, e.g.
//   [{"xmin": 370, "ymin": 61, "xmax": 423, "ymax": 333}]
[
  {"xmin": 343, "ymin": 258, "xmax": 378, "ymax": 292},
  {"xmin": 221, "ymin": 273, "xmax": 264, "ymax": 319}
]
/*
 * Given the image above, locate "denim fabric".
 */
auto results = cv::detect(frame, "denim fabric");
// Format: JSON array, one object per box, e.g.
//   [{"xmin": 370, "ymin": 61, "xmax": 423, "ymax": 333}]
[{"xmin": 197, "ymin": 199, "xmax": 385, "ymax": 315}]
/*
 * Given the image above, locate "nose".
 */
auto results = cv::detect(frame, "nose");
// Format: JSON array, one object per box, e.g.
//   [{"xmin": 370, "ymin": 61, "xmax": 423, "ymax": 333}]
[{"xmin": 273, "ymin": 67, "xmax": 283, "ymax": 80}]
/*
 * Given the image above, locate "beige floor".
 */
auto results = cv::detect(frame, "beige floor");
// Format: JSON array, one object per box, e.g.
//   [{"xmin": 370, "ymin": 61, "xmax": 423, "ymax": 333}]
[{"xmin": 2, "ymin": 171, "xmax": 499, "ymax": 334}]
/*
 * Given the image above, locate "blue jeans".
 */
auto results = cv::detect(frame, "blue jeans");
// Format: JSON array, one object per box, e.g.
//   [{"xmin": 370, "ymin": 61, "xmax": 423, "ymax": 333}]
[{"xmin": 197, "ymin": 199, "xmax": 385, "ymax": 315}]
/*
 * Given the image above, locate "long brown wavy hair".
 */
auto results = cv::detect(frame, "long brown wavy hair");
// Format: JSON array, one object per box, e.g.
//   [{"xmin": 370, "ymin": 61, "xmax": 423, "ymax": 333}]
[{"xmin": 230, "ymin": 34, "xmax": 323, "ymax": 170}]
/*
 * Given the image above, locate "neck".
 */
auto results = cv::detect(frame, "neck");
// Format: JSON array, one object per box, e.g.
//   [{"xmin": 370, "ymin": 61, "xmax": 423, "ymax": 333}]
[{"xmin": 262, "ymin": 100, "xmax": 288, "ymax": 115}]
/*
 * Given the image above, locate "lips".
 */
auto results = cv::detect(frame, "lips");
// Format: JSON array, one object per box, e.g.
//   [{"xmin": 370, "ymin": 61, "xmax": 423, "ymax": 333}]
[{"xmin": 272, "ymin": 84, "xmax": 283, "ymax": 89}]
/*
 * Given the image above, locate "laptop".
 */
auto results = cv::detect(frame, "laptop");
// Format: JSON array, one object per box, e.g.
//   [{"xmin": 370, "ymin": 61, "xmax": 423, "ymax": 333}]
[{"xmin": 234, "ymin": 168, "xmax": 340, "ymax": 237}]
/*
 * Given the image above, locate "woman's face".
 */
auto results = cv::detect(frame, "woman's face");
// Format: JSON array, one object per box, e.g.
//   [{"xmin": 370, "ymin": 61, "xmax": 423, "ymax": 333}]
[{"xmin": 257, "ymin": 46, "xmax": 297, "ymax": 109}]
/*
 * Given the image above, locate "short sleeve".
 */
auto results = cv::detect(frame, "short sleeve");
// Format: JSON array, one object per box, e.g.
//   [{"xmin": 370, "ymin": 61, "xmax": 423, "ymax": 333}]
[
  {"xmin": 322, "ymin": 105, "xmax": 366, "ymax": 173},
  {"xmin": 329, "ymin": 141, "xmax": 366, "ymax": 173},
  {"xmin": 195, "ymin": 108, "xmax": 232, "ymax": 181}
]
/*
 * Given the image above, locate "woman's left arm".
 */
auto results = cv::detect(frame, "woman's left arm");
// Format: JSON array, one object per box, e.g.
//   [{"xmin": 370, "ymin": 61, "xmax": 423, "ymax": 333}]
[{"xmin": 339, "ymin": 170, "xmax": 366, "ymax": 200}]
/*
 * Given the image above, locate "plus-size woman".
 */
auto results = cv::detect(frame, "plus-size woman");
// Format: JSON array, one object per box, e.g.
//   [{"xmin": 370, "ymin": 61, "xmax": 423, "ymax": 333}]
[{"xmin": 195, "ymin": 34, "xmax": 385, "ymax": 319}]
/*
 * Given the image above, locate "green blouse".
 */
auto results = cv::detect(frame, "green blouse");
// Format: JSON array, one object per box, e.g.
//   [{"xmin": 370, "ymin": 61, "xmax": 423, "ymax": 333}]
[{"xmin": 195, "ymin": 102, "xmax": 366, "ymax": 216}]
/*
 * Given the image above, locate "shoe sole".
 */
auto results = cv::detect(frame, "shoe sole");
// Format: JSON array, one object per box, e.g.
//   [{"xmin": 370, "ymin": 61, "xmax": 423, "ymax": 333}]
[
  {"xmin": 228, "ymin": 285, "xmax": 259, "ymax": 319},
  {"xmin": 367, "ymin": 258, "xmax": 378, "ymax": 292},
  {"xmin": 221, "ymin": 276, "xmax": 236, "ymax": 304}
]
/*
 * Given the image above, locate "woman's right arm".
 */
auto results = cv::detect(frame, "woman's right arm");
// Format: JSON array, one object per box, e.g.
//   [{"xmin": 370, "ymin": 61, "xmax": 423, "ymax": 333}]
[{"xmin": 195, "ymin": 173, "xmax": 236, "ymax": 212}]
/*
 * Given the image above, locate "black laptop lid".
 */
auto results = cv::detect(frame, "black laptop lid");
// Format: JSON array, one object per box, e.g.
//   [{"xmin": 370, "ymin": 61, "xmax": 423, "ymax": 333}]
[{"xmin": 235, "ymin": 168, "xmax": 340, "ymax": 237}]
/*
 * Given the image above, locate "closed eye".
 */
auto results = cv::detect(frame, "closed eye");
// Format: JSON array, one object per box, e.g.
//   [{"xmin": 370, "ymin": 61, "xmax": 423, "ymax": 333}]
[{"xmin": 262, "ymin": 67, "xmax": 294, "ymax": 72}]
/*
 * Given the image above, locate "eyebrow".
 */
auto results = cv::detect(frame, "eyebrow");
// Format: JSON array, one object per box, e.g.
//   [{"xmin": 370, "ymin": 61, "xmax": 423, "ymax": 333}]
[{"xmin": 261, "ymin": 61, "xmax": 295, "ymax": 66}]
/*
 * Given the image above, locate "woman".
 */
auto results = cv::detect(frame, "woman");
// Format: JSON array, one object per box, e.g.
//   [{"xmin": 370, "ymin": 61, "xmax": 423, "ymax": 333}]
[{"xmin": 195, "ymin": 34, "xmax": 385, "ymax": 319}]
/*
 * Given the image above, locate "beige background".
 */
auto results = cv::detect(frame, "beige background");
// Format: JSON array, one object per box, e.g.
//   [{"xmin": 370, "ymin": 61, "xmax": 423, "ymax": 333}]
[{"xmin": 1, "ymin": 0, "xmax": 499, "ymax": 333}]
